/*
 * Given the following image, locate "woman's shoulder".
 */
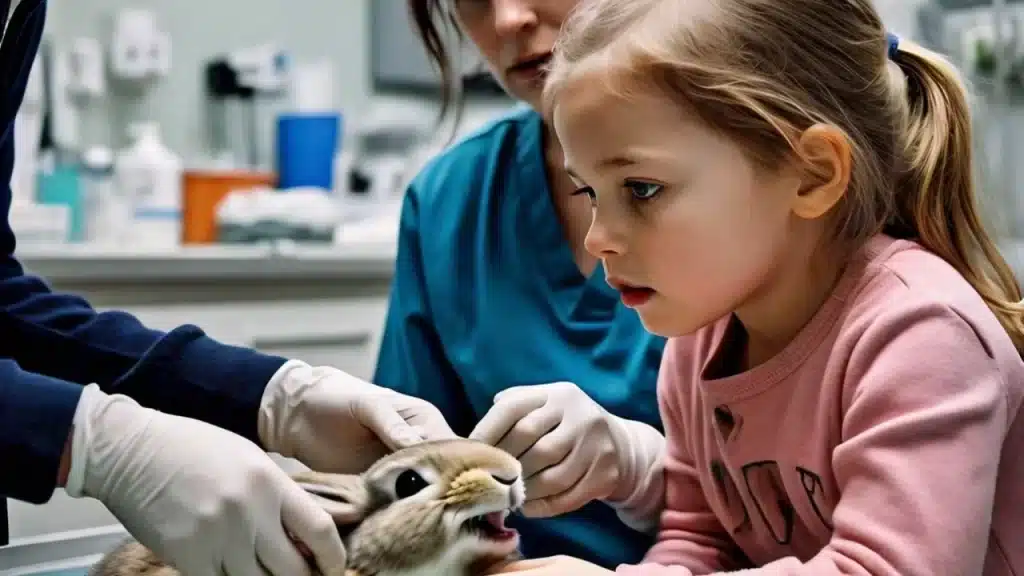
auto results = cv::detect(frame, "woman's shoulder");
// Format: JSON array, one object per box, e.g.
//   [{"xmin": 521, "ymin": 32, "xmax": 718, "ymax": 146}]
[{"xmin": 406, "ymin": 105, "xmax": 543, "ymax": 210}]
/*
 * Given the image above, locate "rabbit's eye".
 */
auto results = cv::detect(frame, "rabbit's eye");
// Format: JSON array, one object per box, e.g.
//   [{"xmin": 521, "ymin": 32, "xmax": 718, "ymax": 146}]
[{"xmin": 395, "ymin": 469, "xmax": 429, "ymax": 499}]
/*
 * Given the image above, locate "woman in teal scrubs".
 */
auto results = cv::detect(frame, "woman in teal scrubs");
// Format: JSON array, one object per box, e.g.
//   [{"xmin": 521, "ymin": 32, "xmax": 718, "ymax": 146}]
[{"xmin": 373, "ymin": 0, "xmax": 667, "ymax": 569}]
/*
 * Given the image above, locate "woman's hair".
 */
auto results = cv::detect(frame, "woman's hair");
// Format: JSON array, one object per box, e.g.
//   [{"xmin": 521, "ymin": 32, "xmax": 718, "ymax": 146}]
[
  {"xmin": 408, "ymin": 0, "xmax": 465, "ymax": 131},
  {"xmin": 543, "ymin": 0, "xmax": 1024, "ymax": 352}
]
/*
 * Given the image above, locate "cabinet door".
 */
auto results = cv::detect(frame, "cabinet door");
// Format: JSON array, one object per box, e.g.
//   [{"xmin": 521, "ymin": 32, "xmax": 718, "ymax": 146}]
[
  {"xmin": 248, "ymin": 330, "xmax": 376, "ymax": 380},
  {"xmin": 6, "ymin": 489, "xmax": 120, "ymax": 541},
  {"xmin": 123, "ymin": 297, "xmax": 389, "ymax": 380}
]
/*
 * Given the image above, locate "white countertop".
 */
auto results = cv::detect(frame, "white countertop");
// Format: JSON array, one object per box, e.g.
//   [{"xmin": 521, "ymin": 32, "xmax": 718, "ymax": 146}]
[{"xmin": 15, "ymin": 239, "xmax": 398, "ymax": 283}]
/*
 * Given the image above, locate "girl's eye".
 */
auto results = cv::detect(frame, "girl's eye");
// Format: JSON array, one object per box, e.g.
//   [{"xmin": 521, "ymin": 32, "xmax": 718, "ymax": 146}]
[{"xmin": 625, "ymin": 180, "xmax": 662, "ymax": 200}]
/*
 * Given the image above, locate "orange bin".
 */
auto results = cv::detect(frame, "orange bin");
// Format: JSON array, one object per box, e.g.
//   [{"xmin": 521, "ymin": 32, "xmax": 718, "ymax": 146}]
[{"xmin": 182, "ymin": 170, "xmax": 277, "ymax": 244}]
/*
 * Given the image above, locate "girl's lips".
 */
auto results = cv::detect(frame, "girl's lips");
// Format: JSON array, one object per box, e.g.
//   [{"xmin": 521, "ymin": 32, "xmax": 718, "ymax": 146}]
[
  {"xmin": 618, "ymin": 286, "xmax": 655, "ymax": 308},
  {"xmin": 607, "ymin": 277, "xmax": 656, "ymax": 307}
]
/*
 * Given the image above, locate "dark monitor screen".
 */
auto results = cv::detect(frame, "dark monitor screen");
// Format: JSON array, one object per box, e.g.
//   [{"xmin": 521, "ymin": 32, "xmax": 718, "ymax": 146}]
[{"xmin": 370, "ymin": 0, "xmax": 506, "ymax": 96}]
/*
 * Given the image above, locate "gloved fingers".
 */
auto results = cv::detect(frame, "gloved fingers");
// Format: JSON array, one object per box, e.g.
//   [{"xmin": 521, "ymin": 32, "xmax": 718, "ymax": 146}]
[
  {"xmin": 469, "ymin": 389, "xmax": 547, "ymax": 446},
  {"xmin": 280, "ymin": 482, "xmax": 348, "ymax": 576},
  {"xmin": 524, "ymin": 436, "xmax": 619, "ymax": 515},
  {"xmin": 221, "ymin": 553, "xmax": 273, "ymax": 576},
  {"xmin": 522, "ymin": 464, "xmax": 599, "ymax": 518},
  {"xmin": 494, "ymin": 404, "xmax": 562, "ymax": 459},
  {"xmin": 491, "ymin": 384, "xmax": 546, "ymax": 405},
  {"xmin": 221, "ymin": 526, "xmax": 273, "ymax": 576},
  {"xmin": 171, "ymin": 557, "xmax": 220, "ymax": 576},
  {"xmin": 400, "ymin": 405, "xmax": 458, "ymax": 442},
  {"xmin": 517, "ymin": 424, "xmax": 574, "ymax": 479},
  {"xmin": 522, "ymin": 454, "xmax": 585, "ymax": 502},
  {"xmin": 352, "ymin": 394, "xmax": 425, "ymax": 450},
  {"xmin": 250, "ymin": 515, "xmax": 321, "ymax": 576}
]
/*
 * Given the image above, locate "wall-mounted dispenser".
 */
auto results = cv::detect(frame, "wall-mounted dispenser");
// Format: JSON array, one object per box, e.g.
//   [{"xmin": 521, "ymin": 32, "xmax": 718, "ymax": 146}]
[{"xmin": 109, "ymin": 8, "xmax": 171, "ymax": 81}]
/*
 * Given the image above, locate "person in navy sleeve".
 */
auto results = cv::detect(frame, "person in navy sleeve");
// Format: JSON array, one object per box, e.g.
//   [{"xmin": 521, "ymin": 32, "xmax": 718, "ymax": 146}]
[{"xmin": 0, "ymin": 2, "xmax": 456, "ymax": 575}]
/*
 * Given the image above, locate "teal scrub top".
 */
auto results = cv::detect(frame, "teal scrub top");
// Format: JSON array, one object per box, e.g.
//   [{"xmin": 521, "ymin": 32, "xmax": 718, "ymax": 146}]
[{"xmin": 373, "ymin": 106, "xmax": 667, "ymax": 568}]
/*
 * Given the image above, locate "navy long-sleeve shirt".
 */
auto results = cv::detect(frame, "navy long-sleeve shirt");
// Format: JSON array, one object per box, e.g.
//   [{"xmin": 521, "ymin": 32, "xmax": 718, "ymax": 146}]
[{"xmin": 0, "ymin": 0, "xmax": 289, "ymax": 505}]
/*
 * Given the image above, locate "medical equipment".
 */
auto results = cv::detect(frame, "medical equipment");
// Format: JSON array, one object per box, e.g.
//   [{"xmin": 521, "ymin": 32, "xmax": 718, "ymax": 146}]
[{"xmin": 204, "ymin": 45, "xmax": 289, "ymax": 170}]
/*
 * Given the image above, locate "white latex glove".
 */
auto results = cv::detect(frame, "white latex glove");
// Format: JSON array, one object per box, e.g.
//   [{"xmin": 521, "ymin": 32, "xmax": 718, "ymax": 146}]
[
  {"xmin": 258, "ymin": 360, "xmax": 457, "ymax": 474},
  {"xmin": 65, "ymin": 384, "xmax": 346, "ymax": 576},
  {"xmin": 469, "ymin": 382, "xmax": 665, "ymax": 530}
]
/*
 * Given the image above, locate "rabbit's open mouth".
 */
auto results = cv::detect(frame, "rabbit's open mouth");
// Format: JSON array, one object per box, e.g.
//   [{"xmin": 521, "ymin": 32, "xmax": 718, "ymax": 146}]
[{"xmin": 463, "ymin": 510, "xmax": 518, "ymax": 541}]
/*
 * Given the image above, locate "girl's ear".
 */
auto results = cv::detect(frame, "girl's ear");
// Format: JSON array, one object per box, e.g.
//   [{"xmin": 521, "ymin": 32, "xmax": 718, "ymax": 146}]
[
  {"xmin": 790, "ymin": 123, "xmax": 851, "ymax": 220},
  {"xmin": 293, "ymin": 472, "xmax": 372, "ymax": 526}
]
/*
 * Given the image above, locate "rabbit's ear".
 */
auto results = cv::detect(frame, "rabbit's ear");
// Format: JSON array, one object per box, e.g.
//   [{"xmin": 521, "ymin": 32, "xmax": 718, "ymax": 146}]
[{"xmin": 294, "ymin": 472, "xmax": 372, "ymax": 526}]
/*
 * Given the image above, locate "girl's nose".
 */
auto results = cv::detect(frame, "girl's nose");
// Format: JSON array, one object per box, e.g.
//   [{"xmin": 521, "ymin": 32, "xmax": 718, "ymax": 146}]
[{"xmin": 584, "ymin": 208, "xmax": 627, "ymax": 258}]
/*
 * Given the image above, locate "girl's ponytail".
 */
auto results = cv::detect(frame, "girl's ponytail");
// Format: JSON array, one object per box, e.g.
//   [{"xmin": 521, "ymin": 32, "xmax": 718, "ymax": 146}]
[{"xmin": 892, "ymin": 39, "xmax": 1024, "ymax": 352}]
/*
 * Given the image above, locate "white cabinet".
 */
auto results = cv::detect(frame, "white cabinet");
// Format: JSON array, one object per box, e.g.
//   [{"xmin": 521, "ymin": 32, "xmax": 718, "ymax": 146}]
[
  {"xmin": 7, "ymin": 491, "xmax": 118, "ymax": 545},
  {"xmin": 122, "ymin": 297, "xmax": 388, "ymax": 381}
]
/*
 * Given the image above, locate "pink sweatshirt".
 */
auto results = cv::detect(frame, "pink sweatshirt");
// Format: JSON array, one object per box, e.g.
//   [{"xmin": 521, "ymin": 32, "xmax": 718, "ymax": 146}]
[{"xmin": 617, "ymin": 234, "xmax": 1024, "ymax": 576}]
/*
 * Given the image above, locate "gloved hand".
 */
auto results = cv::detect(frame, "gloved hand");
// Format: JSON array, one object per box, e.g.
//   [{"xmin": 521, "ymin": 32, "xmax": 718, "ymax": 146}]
[
  {"xmin": 468, "ymin": 382, "xmax": 665, "ymax": 528},
  {"xmin": 65, "ymin": 384, "xmax": 346, "ymax": 576},
  {"xmin": 257, "ymin": 360, "xmax": 457, "ymax": 474}
]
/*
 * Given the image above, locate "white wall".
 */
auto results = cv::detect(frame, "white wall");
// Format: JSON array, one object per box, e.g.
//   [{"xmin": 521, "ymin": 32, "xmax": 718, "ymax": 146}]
[{"xmin": 876, "ymin": 0, "xmax": 930, "ymax": 40}]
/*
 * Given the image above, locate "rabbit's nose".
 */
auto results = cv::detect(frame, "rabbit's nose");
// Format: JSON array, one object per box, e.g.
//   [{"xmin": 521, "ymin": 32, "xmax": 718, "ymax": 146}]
[{"xmin": 492, "ymin": 474, "xmax": 519, "ymax": 486}]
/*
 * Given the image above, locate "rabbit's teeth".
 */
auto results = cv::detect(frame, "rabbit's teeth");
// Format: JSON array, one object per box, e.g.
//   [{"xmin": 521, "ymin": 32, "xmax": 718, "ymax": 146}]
[{"xmin": 462, "ymin": 509, "xmax": 518, "ymax": 540}]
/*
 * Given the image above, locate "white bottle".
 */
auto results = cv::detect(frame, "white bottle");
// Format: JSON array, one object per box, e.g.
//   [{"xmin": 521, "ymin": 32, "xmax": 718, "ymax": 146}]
[
  {"xmin": 114, "ymin": 122, "xmax": 183, "ymax": 248},
  {"xmin": 81, "ymin": 146, "xmax": 131, "ymax": 244}
]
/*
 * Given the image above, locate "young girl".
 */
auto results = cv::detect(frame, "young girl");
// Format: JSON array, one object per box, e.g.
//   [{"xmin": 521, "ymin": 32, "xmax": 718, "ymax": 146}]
[{"xmin": 486, "ymin": 0, "xmax": 1024, "ymax": 575}]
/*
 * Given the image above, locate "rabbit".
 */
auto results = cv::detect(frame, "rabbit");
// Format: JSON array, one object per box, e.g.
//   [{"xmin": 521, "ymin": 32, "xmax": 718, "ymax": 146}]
[{"xmin": 86, "ymin": 438, "xmax": 527, "ymax": 576}]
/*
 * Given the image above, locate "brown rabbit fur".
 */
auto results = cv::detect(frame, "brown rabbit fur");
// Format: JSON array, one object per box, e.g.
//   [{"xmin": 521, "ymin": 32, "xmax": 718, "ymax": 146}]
[{"xmin": 87, "ymin": 438, "xmax": 526, "ymax": 576}]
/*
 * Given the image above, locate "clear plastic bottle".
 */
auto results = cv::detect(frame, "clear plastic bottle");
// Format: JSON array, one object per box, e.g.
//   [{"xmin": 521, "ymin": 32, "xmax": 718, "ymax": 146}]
[
  {"xmin": 81, "ymin": 146, "xmax": 131, "ymax": 244},
  {"xmin": 113, "ymin": 122, "xmax": 183, "ymax": 248}
]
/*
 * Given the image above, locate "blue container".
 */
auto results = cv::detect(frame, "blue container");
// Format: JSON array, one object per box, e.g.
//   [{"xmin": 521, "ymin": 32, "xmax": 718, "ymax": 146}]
[
  {"xmin": 36, "ymin": 163, "xmax": 83, "ymax": 242},
  {"xmin": 275, "ymin": 112, "xmax": 342, "ymax": 190}
]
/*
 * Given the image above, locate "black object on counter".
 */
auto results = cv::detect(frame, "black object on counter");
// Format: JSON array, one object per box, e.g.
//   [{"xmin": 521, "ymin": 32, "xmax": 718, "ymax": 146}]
[
  {"xmin": 349, "ymin": 167, "xmax": 373, "ymax": 195},
  {"xmin": 1, "ymin": 497, "xmax": 8, "ymax": 546},
  {"xmin": 204, "ymin": 59, "xmax": 259, "ymax": 168}
]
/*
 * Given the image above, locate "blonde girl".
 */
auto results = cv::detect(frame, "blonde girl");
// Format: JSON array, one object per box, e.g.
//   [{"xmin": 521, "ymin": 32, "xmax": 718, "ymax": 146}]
[{"xmin": 486, "ymin": 0, "xmax": 1024, "ymax": 574}]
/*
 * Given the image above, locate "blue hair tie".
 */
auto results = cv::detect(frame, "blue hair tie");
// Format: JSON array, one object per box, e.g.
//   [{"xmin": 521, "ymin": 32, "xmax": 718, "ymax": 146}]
[{"xmin": 886, "ymin": 32, "xmax": 900, "ymax": 60}]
